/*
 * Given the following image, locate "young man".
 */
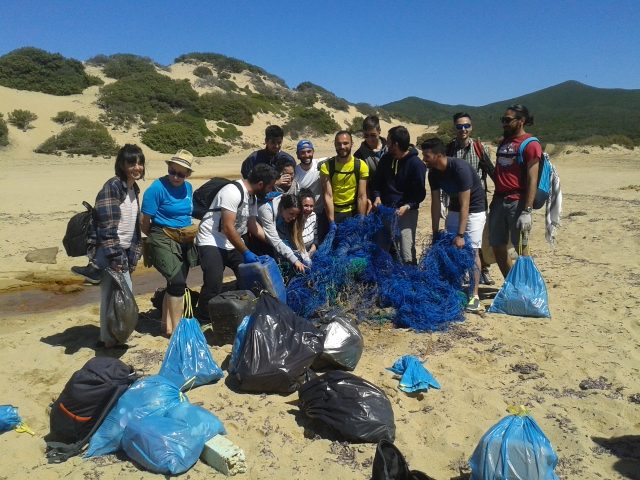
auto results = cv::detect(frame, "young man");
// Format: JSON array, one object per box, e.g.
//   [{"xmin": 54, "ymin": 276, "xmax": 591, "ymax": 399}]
[
  {"xmin": 422, "ymin": 138, "xmax": 486, "ymax": 312},
  {"xmin": 373, "ymin": 126, "xmax": 426, "ymax": 264},
  {"xmin": 274, "ymin": 156, "xmax": 299, "ymax": 195},
  {"xmin": 240, "ymin": 125, "xmax": 295, "ymax": 183},
  {"xmin": 195, "ymin": 164, "xmax": 279, "ymax": 320},
  {"xmin": 489, "ymin": 104, "xmax": 541, "ymax": 278},
  {"xmin": 446, "ymin": 112, "xmax": 496, "ymax": 285},
  {"xmin": 295, "ymin": 139, "xmax": 324, "ymax": 212},
  {"xmin": 320, "ymin": 130, "xmax": 369, "ymax": 225},
  {"xmin": 354, "ymin": 115, "xmax": 387, "ymax": 210}
]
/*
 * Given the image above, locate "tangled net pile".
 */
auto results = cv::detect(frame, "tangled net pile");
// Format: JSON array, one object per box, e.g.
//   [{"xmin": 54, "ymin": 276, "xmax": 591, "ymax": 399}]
[{"xmin": 286, "ymin": 206, "xmax": 476, "ymax": 332}]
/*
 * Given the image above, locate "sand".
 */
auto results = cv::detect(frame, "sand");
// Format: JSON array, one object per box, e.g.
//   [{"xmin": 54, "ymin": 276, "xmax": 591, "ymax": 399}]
[{"xmin": 1, "ymin": 77, "xmax": 640, "ymax": 479}]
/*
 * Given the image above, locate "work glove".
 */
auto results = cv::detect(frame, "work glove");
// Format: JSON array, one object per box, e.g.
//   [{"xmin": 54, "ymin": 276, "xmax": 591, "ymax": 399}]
[
  {"xmin": 328, "ymin": 222, "xmax": 337, "ymax": 234},
  {"xmin": 516, "ymin": 211, "xmax": 532, "ymax": 232},
  {"xmin": 242, "ymin": 250, "xmax": 259, "ymax": 264}
]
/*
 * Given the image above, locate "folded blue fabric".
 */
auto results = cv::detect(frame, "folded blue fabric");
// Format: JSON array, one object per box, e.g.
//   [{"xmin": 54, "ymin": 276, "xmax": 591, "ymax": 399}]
[{"xmin": 387, "ymin": 355, "xmax": 440, "ymax": 393}]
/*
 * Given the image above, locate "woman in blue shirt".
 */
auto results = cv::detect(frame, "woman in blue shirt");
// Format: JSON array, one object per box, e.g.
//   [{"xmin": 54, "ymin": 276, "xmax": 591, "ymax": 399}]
[{"xmin": 141, "ymin": 150, "xmax": 198, "ymax": 336}]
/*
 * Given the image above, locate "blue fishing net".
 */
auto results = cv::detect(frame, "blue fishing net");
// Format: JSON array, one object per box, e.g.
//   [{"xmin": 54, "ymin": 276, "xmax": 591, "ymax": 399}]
[{"xmin": 286, "ymin": 206, "xmax": 475, "ymax": 332}]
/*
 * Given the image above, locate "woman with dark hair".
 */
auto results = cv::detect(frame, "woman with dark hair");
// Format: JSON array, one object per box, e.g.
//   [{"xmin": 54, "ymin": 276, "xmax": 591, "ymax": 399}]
[
  {"xmin": 91, "ymin": 144, "xmax": 145, "ymax": 348},
  {"xmin": 256, "ymin": 193, "xmax": 307, "ymax": 273},
  {"xmin": 297, "ymin": 188, "xmax": 318, "ymax": 259},
  {"xmin": 141, "ymin": 150, "xmax": 198, "ymax": 336}
]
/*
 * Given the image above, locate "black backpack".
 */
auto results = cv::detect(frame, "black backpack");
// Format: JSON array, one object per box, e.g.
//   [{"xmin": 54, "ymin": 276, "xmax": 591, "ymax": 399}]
[
  {"xmin": 192, "ymin": 178, "xmax": 244, "ymax": 220},
  {"xmin": 372, "ymin": 439, "xmax": 435, "ymax": 480},
  {"xmin": 45, "ymin": 357, "xmax": 137, "ymax": 463},
  {"xmin": 62, "ymin": 201, "xmax": 94, "ymax": 257}
]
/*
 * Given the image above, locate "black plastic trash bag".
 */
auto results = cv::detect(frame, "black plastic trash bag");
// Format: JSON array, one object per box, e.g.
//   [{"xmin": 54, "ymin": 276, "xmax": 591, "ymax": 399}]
[
  {"xmin": 234, "ymin": 293, "xmax": 323, "ymax": 394},
  {"xmin": 105, "ymin": 268, "xmax": 139, "ymax": 344},
  {"xmin": 299, "ymin": 371, "xmax": 395, "ymax": 443},
  {"xmin": 372, "ymin": 439, "xmax": 435, "ymax": 480},
  {"xmin": 312, "ymin": 315, "xmax": 364, "ymax": 371}
]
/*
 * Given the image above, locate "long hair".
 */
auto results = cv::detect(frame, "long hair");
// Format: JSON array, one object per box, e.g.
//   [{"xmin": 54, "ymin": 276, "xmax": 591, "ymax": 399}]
[{"xmin": 279, "ymin": 194, "xmax": 305, "ymax": 252}]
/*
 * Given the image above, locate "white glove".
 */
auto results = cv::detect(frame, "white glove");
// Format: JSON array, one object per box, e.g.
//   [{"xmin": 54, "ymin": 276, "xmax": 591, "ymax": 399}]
[{"xmin": 516, "ymin": 211, "xmax": 532, "ymax": 232}]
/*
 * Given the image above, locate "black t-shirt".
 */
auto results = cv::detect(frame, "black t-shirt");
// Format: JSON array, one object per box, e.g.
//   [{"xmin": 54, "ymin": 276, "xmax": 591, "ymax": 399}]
[{"xmin": 428, "ymin": 157, "xmax": 485, "ymax": 213}]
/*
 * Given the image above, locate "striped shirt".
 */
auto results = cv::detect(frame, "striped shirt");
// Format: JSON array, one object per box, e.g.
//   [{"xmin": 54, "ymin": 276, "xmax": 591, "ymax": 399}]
[
  {"xmin": 117, "ymin": 187, "xmax": 139, "ymax": 249},
  {"xmin": 302, "ymin": 212, "xmax": 317, "ymax": 250}
]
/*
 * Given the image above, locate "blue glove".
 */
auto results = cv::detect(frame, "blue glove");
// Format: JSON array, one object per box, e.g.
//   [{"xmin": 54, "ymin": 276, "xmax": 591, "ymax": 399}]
[
  {"xmin": 242, "ymin": 250, "xmax": 259, "ymax": 264},
  {"xmin": 328, "ymin": 222, "xmax": 337, "ymax": 233}
]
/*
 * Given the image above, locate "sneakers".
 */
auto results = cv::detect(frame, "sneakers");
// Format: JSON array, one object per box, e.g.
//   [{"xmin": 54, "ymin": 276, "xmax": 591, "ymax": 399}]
[
  {"xmin": 480, "ymin": 268, "xmax": 495, "ymax": 286},
  {"xmin": 71, "ymin": 263, "xmax": 102, "ymax": 285},
  {"xmin": 466, "ymin": 296, "xmax": 481, "ymax": 313}
]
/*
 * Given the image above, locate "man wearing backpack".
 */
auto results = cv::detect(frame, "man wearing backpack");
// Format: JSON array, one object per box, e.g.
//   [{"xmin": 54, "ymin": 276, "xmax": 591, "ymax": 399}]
[
  {"xmin": 354, "ymin": 115, "xmax": 387, "ymax": 211},
  {"xmin": 195, "ymin": 164, "xmax": 279, "ymax": 321},
  {"xmin": 446, "ymin": 112, "xmax": 496, "ymax": 285},
  {"xmin": 373, "ymin": 126, "xmax": 426, "ymax": 265},
  {"xmin": 489, "ymin": 104, "xmax": 541, "ymax": 278},
  {"xmin": 320, "ymin": 130, "xmax": 369, "ymax": 226},
  {"xmin": 240, "ymin": 125, "xmax": 295, "ymax": 185}
]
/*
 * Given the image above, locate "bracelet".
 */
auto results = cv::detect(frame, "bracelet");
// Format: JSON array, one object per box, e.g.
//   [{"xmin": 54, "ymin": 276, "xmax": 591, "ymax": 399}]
[{"xmin": 456, "ymin": 233, "xmax": 464, "ymax": 238}]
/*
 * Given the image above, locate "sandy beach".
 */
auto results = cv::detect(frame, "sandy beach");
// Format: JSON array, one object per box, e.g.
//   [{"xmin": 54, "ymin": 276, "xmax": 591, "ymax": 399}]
[{"xmin": 1, "ymin": 78, "xmax": 639, "ymax": 479}]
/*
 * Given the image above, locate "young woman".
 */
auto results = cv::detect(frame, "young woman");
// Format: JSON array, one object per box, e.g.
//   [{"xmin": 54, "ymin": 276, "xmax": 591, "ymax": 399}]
[
  {"xmin": 141, "ymin": 149, "xmax": 198, "ymax": 336},
  {"xmin": 92, "ymin": 144, "xmax": 145, "ymax": 348},
  {"xmin": 297, "ymin": 188, "xmax": 318, "ymax": 259}
]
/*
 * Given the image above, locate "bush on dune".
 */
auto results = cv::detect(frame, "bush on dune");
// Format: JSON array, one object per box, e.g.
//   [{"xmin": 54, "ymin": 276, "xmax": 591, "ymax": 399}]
[
  {"xmin": 0, "ymin": 115, "xmax": 8, "ymax": 146},
  {"xmin": 0, "ymin": 47, "xmax": 102, "ymax": 95},
  {"xmin": 52, "ymin": 111, "xmax": 77, "ymax": 125},
  {"xmin": 7, "ymin": 109, "xmax": 38, "ymax": 131},
  {"xmin": 35, "ymin": 117, "xmax": 118, "ymax": 156},
  {"xmin": 87, "ymin": 54, "xmax": 157, "ymax": 80},
  {"xmin": 284, "ymin": 107, "xmax": 340, "ymax": 137},
  {"xmin": 141, "ymin": 113, "xmax": 230, "ymax": 157}
]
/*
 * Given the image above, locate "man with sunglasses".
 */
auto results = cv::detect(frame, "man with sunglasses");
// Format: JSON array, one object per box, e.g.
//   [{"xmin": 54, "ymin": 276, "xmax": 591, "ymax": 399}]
[
  {"xmin": 240, "ymin": 125, "xmax": 295, "ymax": 188},
  {"xmin": 446, "ymin": 112, "xmax": 496, "ymax": 285},
  {"xmin": 355, "ymin": 115, "xmax": 387, "ymax": 212},
  {"xmin": 489, "ymin": 104, "xmax": 541, "ymax": 278}
]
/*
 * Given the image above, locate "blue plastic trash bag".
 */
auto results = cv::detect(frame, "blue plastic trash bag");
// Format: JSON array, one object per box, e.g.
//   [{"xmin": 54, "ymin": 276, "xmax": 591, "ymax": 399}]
[
  {"xmin": 469, "ymin": 406, "xmax": 559, "ymax": 480},
  {"xmin": 228, "ymin": 315, "xmax": 253, "ymax": 375},
  {"xmin": 165, "ymin": 402, "xmax": 225, "ymax": 441},
  {"xmin": 159, "ymin": 317, "xmax": 224, "ymax": 390},
  {"xmin": 86, "ymin": 375, "xmax": 185, "ymax": 457},
  {"xmin": 387, "ymin": 356, "xmax": 441, "ymax": 393},
  {"xmin": 0, "ymin": 405, "xmax": 21, "ymax": 432},
  {"xmin": 122, "ymin": 416, "xmax": 204, "ymax": 475},
  {"xmin": 488, "ymin": 256, "xmax": 551, "ymax": 318}
]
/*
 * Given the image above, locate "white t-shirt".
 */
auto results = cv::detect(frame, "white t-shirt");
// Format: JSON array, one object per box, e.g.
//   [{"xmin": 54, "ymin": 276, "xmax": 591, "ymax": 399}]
[
  {"xmin": 117, "ymin": 187, "xmax": 138, "ymax": 249},
  {"xmin": 295, "ymin": 157, "xmax": 327, "ymax": 212},
  {"xmin": 196, "ymin": 181, "xmax": 257, "ymax": 250}
]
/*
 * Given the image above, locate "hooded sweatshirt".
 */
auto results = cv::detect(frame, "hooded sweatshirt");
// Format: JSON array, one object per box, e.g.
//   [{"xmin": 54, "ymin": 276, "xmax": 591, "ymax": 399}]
[{"xmin": 373, "ymin": 147, "xmax": 427, "ymax": 210}]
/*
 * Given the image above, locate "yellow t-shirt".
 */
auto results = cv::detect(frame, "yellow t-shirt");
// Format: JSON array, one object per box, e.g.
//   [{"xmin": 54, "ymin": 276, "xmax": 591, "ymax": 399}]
[{"xmin": 320, "ymin": 155, "xmax": 370, "ymax": 213}]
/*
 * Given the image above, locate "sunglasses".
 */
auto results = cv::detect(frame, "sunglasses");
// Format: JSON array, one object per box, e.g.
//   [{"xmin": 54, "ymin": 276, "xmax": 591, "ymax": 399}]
[
  {"xmin": 500, "ymin": 116, "xmax": 518, "ymax": 124},
  {"xmin": 455, "ymin": 123, "xmax": 472, "ymax": 130},
  {"xmin": 168, "ymin": 168, "xmax": 187, "ymax": 179}
]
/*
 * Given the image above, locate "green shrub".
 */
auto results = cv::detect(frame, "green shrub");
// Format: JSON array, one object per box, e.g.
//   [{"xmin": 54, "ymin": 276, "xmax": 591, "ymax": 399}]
[
  {"xmin": 355, "ymin": 103, "xmax": 392, "ymax": 123},
  {"xmin": 0, "ymin": 115, "xmax": 8, "ymax": 146},
  {"xmin": 98, "ymin": 71, "xmax": 198, "ymax": 127},
  {"xmin": 295, "ymin": 82, "xmax": 350, "ymax": 112},
  {"xmin": 8, "ymin": 109, "xmax": 38, "ymax": 130},
  {"xmin": 578, "ymin": 134, "xmax": 635, "ymax": 150},
  {"xmin": 347, "ymin": 115, "xmax": 365, "ymax": 134},
  {"xmin": 35, "ymin": 117, "xmax": 118, "ymax": 156},
  {"xmin": 215, "ymin": 122, "xmax": 242, "ymax": 141},
  {"xmin": 193, "ymin": 65, "xmax": 213, "ymax": 78},
  {"xmin": 52, "ymin": 110, "xmax": 77, "ymax": 125},
  {"xmin": 88, "ymin": 53, "xmax": 156, "ymax": 79},
  {"xmin": 0, "ymin": 47, "xmax": 100, "ymax": 95},
  {"xmin": 141, "ymin": 114, "xmax": 229, "ymax": 157},
  {"xmin": 197, "ymin": 92, "xmax": 254, "ymax": 126},
  {"xmin": 284, "ymin": 107, "xmax": 340, "ymax": 137}
]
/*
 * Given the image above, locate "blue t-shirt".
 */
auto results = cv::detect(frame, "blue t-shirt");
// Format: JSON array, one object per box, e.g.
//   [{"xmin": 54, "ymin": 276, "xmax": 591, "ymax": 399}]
[
  {"xmin": 428, "ymin": 157, "xmax": 485, "ymax": 213},
  {"xmin": 141, "ymin": 177, "xmax": 193, "ymax": 228}
]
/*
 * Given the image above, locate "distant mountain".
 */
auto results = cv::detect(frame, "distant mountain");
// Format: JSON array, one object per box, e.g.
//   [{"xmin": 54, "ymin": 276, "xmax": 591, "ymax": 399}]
[{"xmin": 382, "ymin": 81, "xmax": 640, "ymax": 144}]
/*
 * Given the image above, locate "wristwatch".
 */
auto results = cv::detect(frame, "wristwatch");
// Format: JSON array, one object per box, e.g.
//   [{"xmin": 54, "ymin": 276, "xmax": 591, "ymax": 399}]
[{"xmin": 524, "ymin": 207, "xmax": 533, "ymax": 213}]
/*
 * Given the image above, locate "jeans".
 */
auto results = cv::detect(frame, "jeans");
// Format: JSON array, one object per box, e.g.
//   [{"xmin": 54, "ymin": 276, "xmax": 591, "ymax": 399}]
[{"xmin": 374, "ymin": 208, "xmax": 419, "ymax": 264}]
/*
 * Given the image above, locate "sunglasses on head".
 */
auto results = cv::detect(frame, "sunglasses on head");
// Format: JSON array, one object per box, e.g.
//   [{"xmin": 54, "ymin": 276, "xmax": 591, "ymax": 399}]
[
  {"xmin": 500, "ymin": 116, "xmax": 518, "ymax": 124},
  {"xmin": 455, "ymin": 123, "xmax": 472, "ymax": 130},
  {"xmin": 168, "ymin": 168, "xmax": 187, "ymax": 179}
]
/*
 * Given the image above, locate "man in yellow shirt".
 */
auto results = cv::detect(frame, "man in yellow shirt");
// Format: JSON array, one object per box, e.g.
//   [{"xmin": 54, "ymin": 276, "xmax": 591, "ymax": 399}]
[{"xmin": 320, "ymin": 130, "xmax": 369, "ymax": 226}]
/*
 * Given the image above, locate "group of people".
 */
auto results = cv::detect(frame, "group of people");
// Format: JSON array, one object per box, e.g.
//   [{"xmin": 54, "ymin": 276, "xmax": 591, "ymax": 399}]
[{"xmin": 82, "ymin": 103, "xmax": 543, "ymax": 347}]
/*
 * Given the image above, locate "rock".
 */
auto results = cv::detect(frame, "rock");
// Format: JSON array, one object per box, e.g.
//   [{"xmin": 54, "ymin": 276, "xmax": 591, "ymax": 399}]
[{"xmin": 25, "ymin": 247, "xmax": 58, "ymax": 264}]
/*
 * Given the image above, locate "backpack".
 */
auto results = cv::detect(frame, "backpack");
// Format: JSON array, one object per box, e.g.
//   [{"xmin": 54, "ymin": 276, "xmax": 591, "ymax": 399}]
[
  {"xmin": 517, "ymin": 137, "xmax": 553, "ymax": 209},
  {"xmin": 327, "ymin": 157, "xmax": 362, "ymax": 209},
  {"xmin": 192, "ymin": 178, "xmax": 244, "ymax": 220},
  {"xmin": 62, "ymin": 201, "xmax": 94, "ymax": 257},
  {"xmin": 45, "ymin": 357, "xmax": 137, "ymax": 463}
]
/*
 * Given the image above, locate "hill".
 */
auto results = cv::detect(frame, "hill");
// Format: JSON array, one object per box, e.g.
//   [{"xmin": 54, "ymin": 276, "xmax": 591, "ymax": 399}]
[{"xmin": 382, "ymin": 81, "xmax": 640, "ymax": 145}]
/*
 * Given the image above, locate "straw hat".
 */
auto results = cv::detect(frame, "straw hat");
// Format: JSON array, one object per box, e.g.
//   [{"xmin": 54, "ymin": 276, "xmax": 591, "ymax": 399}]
[{"xmin": 165, "ymin": 149, "xmax": 194, "ymax": 171}]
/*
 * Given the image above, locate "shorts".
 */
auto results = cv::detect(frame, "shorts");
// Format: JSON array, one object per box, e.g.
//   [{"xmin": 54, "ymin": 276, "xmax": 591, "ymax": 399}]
[
  {"xmin": 488, "ymin": 195, "xmax": 523, "ymax": 247},
  {"xmin": 445, "ymin": 211, "xmax": 486, "ymax": 249}
]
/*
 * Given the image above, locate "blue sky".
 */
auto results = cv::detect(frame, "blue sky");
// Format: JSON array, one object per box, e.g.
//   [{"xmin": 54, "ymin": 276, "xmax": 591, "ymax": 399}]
[{"xmin": 1, "ymin": 0, "xmax": 637, "ymax": 106}]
